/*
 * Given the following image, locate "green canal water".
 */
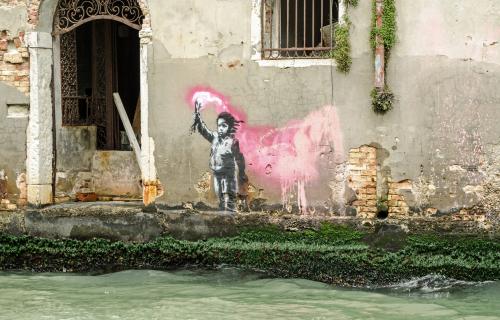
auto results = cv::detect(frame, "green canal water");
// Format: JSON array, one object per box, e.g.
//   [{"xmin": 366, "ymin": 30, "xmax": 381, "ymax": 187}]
[{"xmin": 0, "ymin": 269, "xmax": 499, "ymax": 320}]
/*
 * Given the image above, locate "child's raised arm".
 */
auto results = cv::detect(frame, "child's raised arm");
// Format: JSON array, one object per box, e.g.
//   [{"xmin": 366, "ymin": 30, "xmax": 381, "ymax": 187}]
[{"xmin": 193, "ymin": 100, "xmax": 215, "ymax": 142}]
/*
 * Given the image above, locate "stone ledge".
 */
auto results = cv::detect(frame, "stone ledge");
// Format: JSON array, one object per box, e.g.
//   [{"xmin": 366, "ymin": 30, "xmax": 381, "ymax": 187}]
[{"xmin": 0, "ymin": 202, "xmax": 498, "ymax": 242}]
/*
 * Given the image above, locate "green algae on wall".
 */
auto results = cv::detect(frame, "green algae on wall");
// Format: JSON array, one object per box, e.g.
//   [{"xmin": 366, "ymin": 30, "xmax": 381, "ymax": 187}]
[{"xmin": 1, "ymin": 224, "xmax": 499, "ymax": 286}]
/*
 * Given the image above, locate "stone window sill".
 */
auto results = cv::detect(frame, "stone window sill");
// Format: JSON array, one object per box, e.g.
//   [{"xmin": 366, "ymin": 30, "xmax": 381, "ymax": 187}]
[{"xmin": 255, "ymin": 59, "xmax": 336, "ymax": 68}]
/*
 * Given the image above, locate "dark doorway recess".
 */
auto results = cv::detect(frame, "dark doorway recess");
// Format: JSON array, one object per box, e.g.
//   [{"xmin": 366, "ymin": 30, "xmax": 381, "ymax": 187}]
[{"xmin": 60, "ymin": 20, "xmax": 140, "ymax": 150}]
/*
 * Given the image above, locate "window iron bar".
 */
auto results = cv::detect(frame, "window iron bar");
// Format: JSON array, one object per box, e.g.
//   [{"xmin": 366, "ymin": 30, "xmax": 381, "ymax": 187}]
[
  {"xmin": 262, "ymin": 0, "xmax": 339, "ymax": 59},
  {"xmin": 286, "ymin": 0, "xmax": 290, "ymax": 49}
]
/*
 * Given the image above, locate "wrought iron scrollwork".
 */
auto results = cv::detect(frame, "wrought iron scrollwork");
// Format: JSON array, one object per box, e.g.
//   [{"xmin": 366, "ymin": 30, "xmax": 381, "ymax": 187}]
[
  {"xmin": 54, "ymin": 0, "xmax": 144, "ymax": 34},
  {"xmin": 60, "ymin": 30, "xmax": 81, "ymax": 125},
  {"xmin": 93, "ymin": 21, "xmax": 108, "ymax": 149}
]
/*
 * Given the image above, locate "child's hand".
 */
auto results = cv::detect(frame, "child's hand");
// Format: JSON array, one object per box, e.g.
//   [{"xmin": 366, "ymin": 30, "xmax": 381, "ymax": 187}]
[{"xmin": 194, "ymin": 99, "xmax": 202, "ymax": 113}]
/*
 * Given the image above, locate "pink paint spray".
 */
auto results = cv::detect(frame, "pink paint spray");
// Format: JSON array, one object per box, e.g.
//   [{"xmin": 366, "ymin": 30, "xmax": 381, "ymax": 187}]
[{"xmin": 187, "ymin": 86, "xmax": 344, "ymax": 213}]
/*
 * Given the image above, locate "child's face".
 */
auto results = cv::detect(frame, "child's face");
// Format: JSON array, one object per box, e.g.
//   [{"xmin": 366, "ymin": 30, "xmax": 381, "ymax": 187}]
[{"xmin": 217, "ymin": 118, "xmax": 229, "ymax": 137}]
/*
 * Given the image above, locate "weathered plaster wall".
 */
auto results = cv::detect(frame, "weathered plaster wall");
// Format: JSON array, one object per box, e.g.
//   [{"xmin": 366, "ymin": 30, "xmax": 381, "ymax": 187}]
[
  {"xmin": 54, "ymin": 128, "xmax": 142, "ymax": 201},
  {"xmin": 148, "ymin": 0, "xmax": 499, "ymax": 219},
  {"xmin": 149, "ymin": 0, "xmax": 373, "ymax": 212},
  {"xmin": 385, "ymin": 0, "xmax": 500, "ymax": 218},
  {"xmin": 0, "ymin": 82, "xmax": 28, "ymax": 205},
  {"xmin": 0, "ymin": 0, "xmax": 29, "ymax": 207},
  {"xmin": 0, "ymin": 0, "xmax": 498, "ymax": 220},
  {"xmin": 54, "ymin": 127, "xmax": 96, "ymax": 201}
]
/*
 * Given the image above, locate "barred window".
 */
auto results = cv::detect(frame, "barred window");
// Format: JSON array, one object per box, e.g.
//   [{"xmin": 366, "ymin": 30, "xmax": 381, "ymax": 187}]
[{"xmin": 262, "ymin": 0, "xmax": 340, "ymax": 59}]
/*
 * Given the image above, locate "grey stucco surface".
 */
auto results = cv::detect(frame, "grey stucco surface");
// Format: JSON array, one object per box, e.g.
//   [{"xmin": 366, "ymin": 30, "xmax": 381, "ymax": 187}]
[
  {"xmin": 0, "ymin": 82, "xmax": 28, "ymax": 200},
  {"xmin": 56, "ymin": 127, "xmax": 96, "ymax": 172},
  {"xmin": 147, "ymin": 0, "xmax": 500, "ymax": 213},
  {"xmin": 0, "ymin": 4, "xmax": 27, "ymax": 35}
]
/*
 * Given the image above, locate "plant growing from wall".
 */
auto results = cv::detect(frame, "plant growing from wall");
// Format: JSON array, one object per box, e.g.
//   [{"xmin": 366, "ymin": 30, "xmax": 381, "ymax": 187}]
[
  {"xmin": 344, "ymin": 0, "xmax": 359, "ymax": 7},
  {"xmin": 370, "ymin": 0, "xmax": 396, "ymax": 55},
  {"xmin": 328, "ymin": 0, "xmax": 359, "ymax": 73},
  {"xmin": 371, "ymin": 87, "xmax": 394, "ymax": 113},
  {"xmin": 332, "ymin": 19, "xmax": 352, "ymax": 73},
  {"xmin": 370, "ymin": 0, "xmax": 397, "ymax": 113}
]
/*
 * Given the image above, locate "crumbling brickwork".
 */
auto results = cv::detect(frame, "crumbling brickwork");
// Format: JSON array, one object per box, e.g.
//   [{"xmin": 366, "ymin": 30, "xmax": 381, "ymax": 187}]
[
  {"xmin": 0, "ymin": 30, "xmax": 29, "ymax": 94},
  {"xmin": 348, "ymin": 146, "xmax": 377, "ymax": 218},
  {"xmin": 387, "ymin": 179, "xmax": 411, "ymax": 217}
]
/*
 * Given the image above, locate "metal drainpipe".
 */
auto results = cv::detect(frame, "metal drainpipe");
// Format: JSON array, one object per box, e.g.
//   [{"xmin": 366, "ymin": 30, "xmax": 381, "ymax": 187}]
[{"xmin": 374, "ymin": 0, "xmax": 385, "ymax": 90}]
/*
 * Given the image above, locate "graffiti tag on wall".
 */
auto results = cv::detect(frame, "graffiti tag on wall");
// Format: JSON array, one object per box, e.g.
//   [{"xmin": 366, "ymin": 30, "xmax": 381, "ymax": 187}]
[{"xmin": 188, "ymin": 86, "xmax": 344, "ymax": 213}]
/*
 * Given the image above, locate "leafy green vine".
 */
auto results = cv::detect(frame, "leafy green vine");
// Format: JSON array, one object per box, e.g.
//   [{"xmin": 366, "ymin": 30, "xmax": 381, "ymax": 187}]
[
  {"xmin": 370, "ymin": 0, "xmax": 397, "ymax": 113},
  {"xmin": 370, "ymin": 0, "xmax": 397, "ymax": 55},
  {"xmin": 332, "ymin": 20, "xmax": 352, "ymax": 73},
  {"xmin": 344, "ymin": 0, "xmax": 359, "ymax": 8},
  {"xmin": 329, "ymin": 1, "xmax": 359, "ymax": 73}
]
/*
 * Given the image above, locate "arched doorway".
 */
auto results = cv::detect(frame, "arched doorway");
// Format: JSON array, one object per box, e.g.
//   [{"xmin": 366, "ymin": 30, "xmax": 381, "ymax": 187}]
[
  {"xmin": 54, "ymin": 0, "xmax": 143, "ymax": 201},
  {"xmin": 57, "ymin": 20, "xmax": 141, "ymax": 150},
  {"xmin": 26, "ymin": 0, "xmax": 158, "ymax": 206}
]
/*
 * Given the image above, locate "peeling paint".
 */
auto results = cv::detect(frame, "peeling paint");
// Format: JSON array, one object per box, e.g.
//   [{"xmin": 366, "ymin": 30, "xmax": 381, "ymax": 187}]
[{"xmin": 194, "ymin": 171, "xmax": 212, "ymax": 195}]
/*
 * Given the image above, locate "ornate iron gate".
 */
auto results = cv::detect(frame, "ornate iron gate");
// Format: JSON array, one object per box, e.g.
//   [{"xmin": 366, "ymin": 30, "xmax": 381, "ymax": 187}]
[
  {"xmin": 60, "ymin": 30, "xmax": 81, "ymax": 125},
  {"xmin": 56, "ymin": 0, "xmax": 143, "ymax": 149},
  {"xmin": 54, "ymin": 0, "xmax": 144, "ymax": 35}
]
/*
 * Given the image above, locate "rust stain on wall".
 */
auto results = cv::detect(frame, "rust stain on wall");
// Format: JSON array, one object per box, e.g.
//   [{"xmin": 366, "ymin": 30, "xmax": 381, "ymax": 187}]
[
  {"xmin": 15, "ymin": 172, "xmax": 26, "ymax": 206},
  {"xmin": 98, "ymin": 151, "xmax": 111, "ymax": 169},
  {"xmin": 0, "ymin": 169, "xmax": 7, "ymax": 199}
]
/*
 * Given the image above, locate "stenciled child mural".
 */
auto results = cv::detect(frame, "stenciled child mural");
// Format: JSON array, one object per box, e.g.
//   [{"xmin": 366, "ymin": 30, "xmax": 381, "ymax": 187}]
[
  {"xmin": 191, "ymin": 99, "xmax": 248, "ymax": 211},
  {"xmin": 188, "ymin": 86, "xmax": 344, "ymax": 214}
]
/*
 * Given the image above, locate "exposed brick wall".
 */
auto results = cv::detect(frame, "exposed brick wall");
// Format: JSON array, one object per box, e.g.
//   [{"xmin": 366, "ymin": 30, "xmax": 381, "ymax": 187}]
[
  {"xmin": 387, "ymin": 179, "xmax": 411, "ymax": 217},
  {"xmin": 347, "ymin": 146, "xmax": 377, "ymax": 218},
  {"xmin": 0, "ymin": 30, "xmax": 29, "ymax": 94}
]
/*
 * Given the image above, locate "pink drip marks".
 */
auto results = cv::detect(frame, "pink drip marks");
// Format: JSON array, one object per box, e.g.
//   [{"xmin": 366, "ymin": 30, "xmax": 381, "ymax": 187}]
[{"xmin": 187, "ymin": 86, "xmax": 344, "ymax": 213}]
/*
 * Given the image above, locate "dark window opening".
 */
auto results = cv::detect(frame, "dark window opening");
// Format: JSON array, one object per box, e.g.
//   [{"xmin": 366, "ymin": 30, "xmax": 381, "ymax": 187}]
[
  {"xmin": 262, "ymin": 0, "xmax": 339, "ymax": 59},
  {"xmin": 60, "ymin": 19, "xmax": 140, "ymax": 151}
]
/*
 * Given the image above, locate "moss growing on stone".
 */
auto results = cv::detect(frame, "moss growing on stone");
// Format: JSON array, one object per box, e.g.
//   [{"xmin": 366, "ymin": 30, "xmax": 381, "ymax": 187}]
[{"xmin": 1, "ymin": 224, "xmax": 499, "ymax": 287}]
